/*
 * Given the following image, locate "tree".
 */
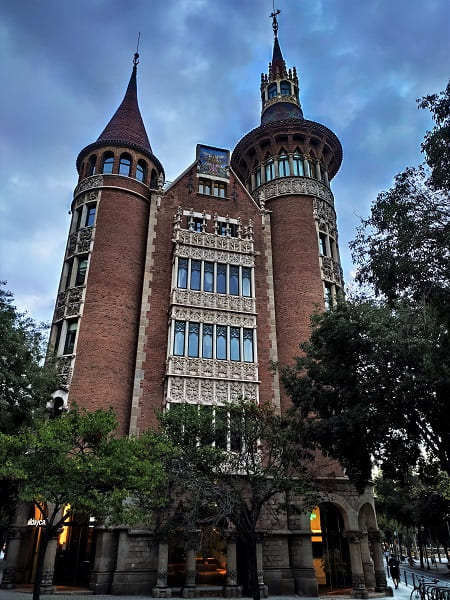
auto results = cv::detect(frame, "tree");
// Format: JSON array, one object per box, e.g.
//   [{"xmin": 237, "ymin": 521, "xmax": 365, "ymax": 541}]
[
  {"xmin": 0, "ymin": 283, "xmax": 58, "ymax": 551},
  {"xmin": 160, "ymin": 399, "xmax": 318, "ymax": 600},
  {"xmin": 0, "ymin": 407, "xmax": 168, "ymax": 600},
  {"xmin": 281, "ymin": 83, "xmax": 450, "ymax": 489}
]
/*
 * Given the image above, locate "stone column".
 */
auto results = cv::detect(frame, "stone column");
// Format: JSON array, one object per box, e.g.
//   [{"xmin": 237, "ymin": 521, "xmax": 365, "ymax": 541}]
[
  {"xmin": 368, "ymin": 531, "xmax": 391, "ymax": 595},
  {"xmin": 40, "ymin": 530, "xmax": 58, "ymax": 594},
  {"xmin": 256, "ymin": 537, "xmax": 268, "ymax": 598},
  {"xmin": 360, "ymin": 534, "xmax": 375, "ymax": 589},
  {"xmin": 225, "ymin": 536, "xmax": 240, "ymax": 597},
  {"xmin": 89, "ymin": 528, "xmax": 116, "ymax": 593},
  {"xmin": 152, "ymin": 540, "xmax": 171, "ymax": 598},
  {"xmin": 343, "ymin": 530, "xmax": 368, "ymax": 599},
  {"xmin": 182, "ymin": 543, "xmax": 196, "ymax": 599},
  {"xmin": 1, "ymin": 526, "xmax": 26, "ymax": 588}
]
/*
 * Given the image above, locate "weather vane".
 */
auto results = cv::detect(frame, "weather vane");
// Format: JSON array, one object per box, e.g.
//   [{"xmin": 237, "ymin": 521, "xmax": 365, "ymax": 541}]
[
  {"xmin": 133, "ymin": 32, "xmax": 141, "ymax": 66},
  {"xmin": 270, "ymin": 3, "xmax": 281, "ymax": 38}
]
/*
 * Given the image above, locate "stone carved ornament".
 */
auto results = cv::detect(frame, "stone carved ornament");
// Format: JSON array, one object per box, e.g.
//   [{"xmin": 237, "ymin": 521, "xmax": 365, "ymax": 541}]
[
  {"xmin": 166, "ymin": 376, "xmax": 259, "ymax": 405},
  {"xmin": 170, "ymin": 306, "xmax": 256, "ymax": 328},
  {"xmin": 171, "ymin": 289, "xmax": 256, "ymax": 314},
  {"xmin": 73, "ymin": 175, "xmax": 103, "ymax": 198},
  {"xmin": 176, "ymin": 229, "xmax": 254, "ymax": 255},
  {"xmin": 175, "ymin": 244, "xmax": 255, "ymax": 267},
  {"xmin": 167, "ymin": 356, "xmax": 258, "ymax": 382},
  {"xmin": 75, "ymin": 189, "xmax": 100, "ymax": 207},
  {"xmin": 253, "ymin": 176, "xmax": 334, "ymax": 206}
]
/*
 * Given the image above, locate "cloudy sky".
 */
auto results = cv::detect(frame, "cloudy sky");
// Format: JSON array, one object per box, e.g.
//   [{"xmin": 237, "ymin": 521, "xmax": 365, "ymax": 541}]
[{"xmin": 1, "ymin": 0, "xmax": 448, "ymax": 323}]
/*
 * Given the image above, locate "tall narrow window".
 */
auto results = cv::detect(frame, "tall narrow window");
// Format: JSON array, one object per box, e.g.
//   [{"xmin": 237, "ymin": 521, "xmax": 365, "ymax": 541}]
[
  {"xmin": 213, "ymin": 182, "xmax": 226, "ymax": 197},
  {"xmin": 255, "ymin": 167, "xmax": 262, "ymax": 188},
  {"xmin": 280, "ymin": 80, "xmax": 291, "ymax": 95},
  {"xmin": 242, "ymin": 267, "xmax": 252, "ymax": 297},
  {"xmin": 75, "ymin": 208, "xmax": 83, "ymax": 230},
  {"xmin": 119, "ymin": 154, "xmax": 132, "ymax": 176},
  {"xmin": 177, "ymin": 258, "xmax": 188, "ymax": 289},
  {"xmin": 87, "ymin": 155, "xmax": 96, "ymax": 176},
  {"xmin": 278, "ymin": 155, "xmax": 290, "ymax": 177},
  {"xmin": 324, "ymin": 284, "xmax": 333, "ymax": 310},
  {"xmin": 102, "ymin": 152, "xmax": 114, "ymax": 174},
  {"xmin": 75, "ymin": 257, "xmax": 88, "ymax": 286},
  {"xmin": 230, "ymin": 410, "xmax": 243, "ymax": 451},
  {"xmin": 265, "ymin": 159, "xmax": 275, "ymax": 182},
  {"xmin": 190, "ymin": 260, "xmax": 201, "ymax": 291},
  {"xmin": 216, "ymin": 326, "xmax": 227, "ymax": 360},
  {"xmin": 199, "ymin": 179, "xmax": 211, "ymax": 195},
  {"xmin": 243, "ymin": 329, "xmax": 254, "ymax": 362},
  {"xmin": 229, "ymin": 266, "xmax": 239, "ymax": 296},
  {"xmin": 292, "ymin": 155, "xmax": 304, "ymax": 176},
  {"xmin": 188, "ymin": 323, "xmax": 200, "ymax": 358},
  {"xmin": 173, "ymin": 321, "xmax": 185, "ymax": 355},
  {"xmin": 136, "ymin": 159, "xmax": 147, "ymax": 183},
  {"xmin": 215, "ymin": 407, "xmax": 228, "ymax": 450},
  {"xmin": 268, "ymin": 83, "xmax": 277, "ymax": 99},
  {"xmin": 217, "ymin": 264, "xmax": 227, "ymax": 294},
  {"xmin": 64, "ymin": 260, "xmax": 73, "ymax": 290},
  {"xmin": 53, "ymin": 323, "xmax": 62, "ymax": 355},
  {"xmin": 199, "ymin": 405, "xmax": 214, "ymax": 446},
  {"xmin": 202, "ymin": 325, "xmax": 213, "ymax": 359},
  {"xmin": 203, "ymin": 262, "xmax": 214, "ymax": 292},
  {"xmin": 319, "ymin": 232, "xmax": 327, "ymax": 256},
  {"xmin": 85, "ymin": 204, "xmax": 96, "ymax": 227},
  {"xmin": 63, "ymin": 320, "xmax": 78, "ymax": 355},
  {"xmin": 230, "ymin": 327, "xmax": 240, "ymax": 361}
]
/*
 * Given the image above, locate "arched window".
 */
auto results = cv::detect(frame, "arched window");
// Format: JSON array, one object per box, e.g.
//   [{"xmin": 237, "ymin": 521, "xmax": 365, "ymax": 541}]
[
  {"xmin": 265, "ymin": 159, "xmax": 275, "ymax": 182},
  {"xmin": 136, "ymin": 159, "xmax": 147, "ymax": 183},
  {"xmin": 268, "ymin": 83, "xmax": 277, "ymax": 99},
  {"xmin": 119, "ymin": 153, "xmax": 132, "ymax": 176},
  {"xmin": 87, "ymin": 155, "xmax": 97, "ymax": 176},
  {"xmin": 102, "ymin": 152, "xmax": 114, "ymax": 174},
  {"xmin": 280, "ymin": 80, "xmax": 291, "ymax": 96},
  {"xmin": 278, "ymin": 155, "xmax": 290, "ymax": 177},
  {"xmin": 292, "ymin": 154, "xmax": 304, "ymax": 176}
]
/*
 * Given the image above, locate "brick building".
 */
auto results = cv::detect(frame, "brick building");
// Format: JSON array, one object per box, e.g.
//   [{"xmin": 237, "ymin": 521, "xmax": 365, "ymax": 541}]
[{"xmin": 2, "ymin": 14, "xmax": 389, "ymax": 598}]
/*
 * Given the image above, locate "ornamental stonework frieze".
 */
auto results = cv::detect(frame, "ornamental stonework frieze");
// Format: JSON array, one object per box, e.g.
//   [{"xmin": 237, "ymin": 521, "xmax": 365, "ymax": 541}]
[
  {"xmin": 75, "ymin": 189, "xmax": 100, "ymax": 207},
  {"xmin": 66, "ymin": 227, "xmax": 94, "ymax": 258},
  {"xmin": 253, "ymin": 176, "xmax": 334, "ymax": 206},
  {"xmin": 165, "ymin": 375, "xmax": 259, "ymax": 405},
  {"xmin": 54, "ymin": 287, "xmax": 84, "ymax": 321},
  {"xmin": 313, "ymin": 198, "xmax": 337, "ymax": 233},
  {"xmin": 320, "ymin": 256, "xmax": 343, "ymax": 287},
  {"xmin": 175, "ymin": 229, "xmax": 254, "ymax": 255},
  {"xmin": 57, "ymin": 355, "xmax": 75, "ymax": 390},
  {"xmin": 171, "ymin": 289, "xmax": 256, "ymax": 314},
  {"xmin": 73, "ymin": 175, "xmax": 104, "ymax": 198},
  {"xmin": 167, "ymin": 356, "xmax": 258, "ymax": 382},
  {"xmin": 170, "ymin": 306, "xmax": 256, "ymax": 328},
  {"xmin": 175, "ymin": 244, "xmax": 254, "ymax": 267}
]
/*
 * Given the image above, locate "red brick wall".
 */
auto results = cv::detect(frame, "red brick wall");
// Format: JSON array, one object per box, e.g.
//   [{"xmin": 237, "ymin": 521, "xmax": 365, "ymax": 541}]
[{"xmin": 69, "ymin": 179, "xmax": 149, "ymax": 436}]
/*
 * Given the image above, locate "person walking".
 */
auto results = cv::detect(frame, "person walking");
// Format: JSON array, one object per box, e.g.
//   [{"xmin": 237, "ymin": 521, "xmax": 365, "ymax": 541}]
[{"xmin": 388, "ymin": 555, "xmax": 401, "ymax": 589}]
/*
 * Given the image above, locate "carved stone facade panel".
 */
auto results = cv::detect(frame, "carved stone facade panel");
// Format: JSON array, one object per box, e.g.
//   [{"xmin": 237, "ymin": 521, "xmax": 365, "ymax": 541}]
[
  {"xmin": 73, "ymin": 175, "xmax": 104, "ymax": 198},
  {"xmin": 313, "ymin": 197, "xmax": 337, "ymax": 237},
  {"xmin": 320, "ymin": 256, "xmax": 343, "ymax": 287},
  {"xmin": 175, "ymin": 229, "xmax": 254, "ymax": 255},
  {"xmin": 167, "ymin": 356, "xmax": 258, "ymax": 382},
  {"xmin": 171, "ymin": 289, "xmax": 256, "ymax": 314},
  {"xmin": 170, "ymin": 306, "xmax": 256, "ymax": 328},
  {"xmin": 175, "ymin": 244, "xmax": 254, "ymax": 267},
  {"xmin": 75, "ymin": 189, "xmax": 100, "ymax": 207},
  {"xmin": 66, "ymin": 227, "xmax": 94, "ymax": 258},
  {"xmin": 166, "ymin": 376, "xmax": 259, "ymax": 406},
  {"xmin": 54, "ymin": 287, "xmax": 84, "ymax": 321},
  {"xmin": 253, "ymin": 177, "xmax": 334, "ymax": 206},
  {"xmin": 57, "ymin": 355, "xmax": 75, "ymax": 390}
]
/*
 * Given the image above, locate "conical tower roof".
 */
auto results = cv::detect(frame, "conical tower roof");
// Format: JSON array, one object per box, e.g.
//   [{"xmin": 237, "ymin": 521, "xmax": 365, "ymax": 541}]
[{"xmin": 97, "ymin": 56, "xmax": 152, "ymax": 153}]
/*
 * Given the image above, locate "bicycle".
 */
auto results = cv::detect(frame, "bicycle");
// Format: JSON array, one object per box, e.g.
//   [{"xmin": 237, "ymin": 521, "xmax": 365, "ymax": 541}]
[{"xmin": 410, "ymin": 576, "xmax": 441, "ymax": 600}]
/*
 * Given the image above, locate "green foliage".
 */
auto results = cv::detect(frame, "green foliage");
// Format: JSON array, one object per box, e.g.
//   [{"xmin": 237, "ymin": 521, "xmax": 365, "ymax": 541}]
[
  {"xmin": 159, "ymin": 399, "xmax": 318, "ymax": 600},
  {"xmin": 0, "ymin": 406, "xmax": 170, "ymax": 600},
  {"xmin": 0, "ymin": 283, "xmax": 58, "ymax": 433},
  {"xmin": 281, "ymin": 83, "xmax": 450, "ymax": 491}
]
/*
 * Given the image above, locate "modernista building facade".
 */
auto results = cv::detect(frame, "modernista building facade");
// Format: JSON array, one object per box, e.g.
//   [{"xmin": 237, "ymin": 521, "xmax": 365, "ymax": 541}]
[{"xmin": 3, "ymin": 13, "xmax": 390, "ymax": 599}]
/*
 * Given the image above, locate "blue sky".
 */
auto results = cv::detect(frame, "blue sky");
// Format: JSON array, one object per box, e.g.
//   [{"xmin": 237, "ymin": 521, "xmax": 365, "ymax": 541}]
[{"xmin": 0, "ymin": 0, "xmax": 448, "ymax": 323}]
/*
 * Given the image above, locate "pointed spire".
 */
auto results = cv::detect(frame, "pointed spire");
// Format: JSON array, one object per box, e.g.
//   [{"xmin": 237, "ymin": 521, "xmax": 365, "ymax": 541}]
[
  {"xmin": 260, "ymin": 9, "xmax": 303, "ymax": 124},
  {"xmin": 96, "ymin": 53, "xmax": 152, "ymax": 154}
]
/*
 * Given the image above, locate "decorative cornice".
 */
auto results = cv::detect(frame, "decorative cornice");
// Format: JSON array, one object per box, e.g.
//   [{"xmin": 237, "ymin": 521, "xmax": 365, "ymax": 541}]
[
  {"xmin": 170, "ymin": 306, "xmax": 256, "ymax": 328},
  {"xmin": 166, "ymin": 356, "xmax": 258, "ymax": 382},
  {"xmin": 171, "ymin": 289, "xmax": 256, "ymax": 314},
  {"xmin": 166, "ymin": 376, "xmax": 258, "ymax": 405},
  {"xmin": 253, "ymin": 176, "xmax": 334, "ymax": 206},
  {"xmin": 174, "ymin": 244, "xmax": 255, "ymax": 267},
  {"xmin": 174, "ymin": 229, "xmax": 255, "ymax": 255},
  {"xmin": 73, "ymin": 175, "xmax": 104, "ymax": 198}
]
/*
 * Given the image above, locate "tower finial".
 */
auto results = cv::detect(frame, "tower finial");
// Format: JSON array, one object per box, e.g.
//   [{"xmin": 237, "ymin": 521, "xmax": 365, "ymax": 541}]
[
  {"xmin": 133, "ymin": 32, "xmax": 140, "ymax": 67},
  {"xmin": 270, "ymin": 6, "xmax": 281, "ymax": 38}
]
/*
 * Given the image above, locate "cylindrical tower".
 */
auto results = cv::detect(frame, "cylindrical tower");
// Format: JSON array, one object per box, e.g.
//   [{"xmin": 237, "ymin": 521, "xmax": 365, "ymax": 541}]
[
  {"xmin": 49, "ymin": 55, "xmax": 164, "ymax": 434},
  {"xmin": 231, "ymin": 15, "xmax": 343, "ymax": 412}
]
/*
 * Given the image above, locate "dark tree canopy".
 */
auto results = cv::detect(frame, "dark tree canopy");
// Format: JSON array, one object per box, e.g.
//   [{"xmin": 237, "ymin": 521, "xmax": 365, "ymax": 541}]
[{"xmin": 281, "ymin": 83, "xmax": 450, "ymax": 490}]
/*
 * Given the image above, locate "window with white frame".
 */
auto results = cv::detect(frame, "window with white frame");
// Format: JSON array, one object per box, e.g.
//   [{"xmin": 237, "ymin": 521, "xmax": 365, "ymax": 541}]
[
  {"xmin": 278, "ymin": 155, "xmax": 290, "ymax": 177},
  {"xmin": 176, "ymin": 259, "xmax": 252, "ymax": 297},
  {"xmin": 172, "ymin": 321, "xmax": 255, "ymax": 362}
]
